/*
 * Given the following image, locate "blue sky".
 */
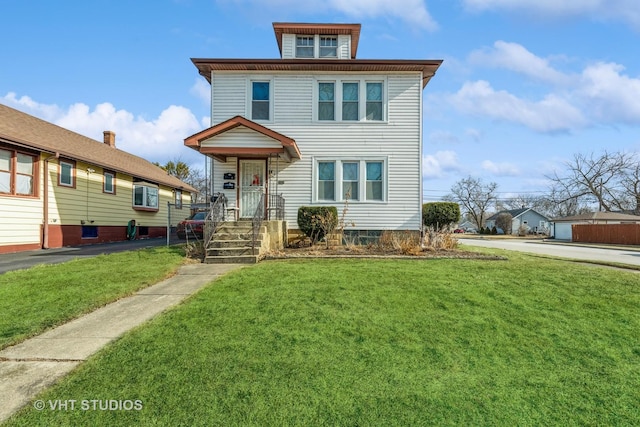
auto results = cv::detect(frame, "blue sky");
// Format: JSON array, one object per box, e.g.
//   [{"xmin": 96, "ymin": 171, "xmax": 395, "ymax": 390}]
[{"xmin": 2, "ymin": 0, "xmax": 640, "ymax": 202}]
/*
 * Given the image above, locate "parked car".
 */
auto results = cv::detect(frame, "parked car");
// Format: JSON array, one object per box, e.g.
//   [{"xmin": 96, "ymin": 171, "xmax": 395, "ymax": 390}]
[
  {"xmin": 453, "ymin": 228, "xmax": 465, "ymax": 233},
  {"xmin": 176, "ymin": 211, "xmax": 207, "ymax": 239}
]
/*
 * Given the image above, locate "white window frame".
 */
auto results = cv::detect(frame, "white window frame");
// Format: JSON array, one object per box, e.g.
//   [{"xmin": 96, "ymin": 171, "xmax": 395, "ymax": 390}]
[
  {"xmin": 314, "ymin": 77, "xmax": 387, "ymax": 123},
  {"xmin": 249, "ymin": 79, "xmax": 273, "ymax": 122},
  {"xmin": 103, "ymin": 171, "xmax": 115, "ymax": 194},
  {"xmin": 313, "ymin": 158, "xmax": 387, "ymax": 203},
  {"xmin": 319, "ymin": 35, "xmax": 338, "ymax": 58},
  {"xmin": 59, "ymin": 159, "xmax": 75, "ymax": 187},
  {"xmin": 296, "ymin": 36, "xmax": 314, "ymax": 58},
  {"xmin": 318, "ymin": 81, "xmax": 336, "ymax": 121},
  {"xmin": 132, "ymin": 183, "xmax": 159, "ymax": 210}
]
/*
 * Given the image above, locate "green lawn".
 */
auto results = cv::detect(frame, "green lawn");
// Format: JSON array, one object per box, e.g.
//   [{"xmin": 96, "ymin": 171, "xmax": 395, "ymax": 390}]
[
  {"xmin": 6, "ymin": 252, "xmax": 640, "ymax": 426},
  {"xmin": 0, "ymin": 246, "xmax": 185, "ymax": 349}
]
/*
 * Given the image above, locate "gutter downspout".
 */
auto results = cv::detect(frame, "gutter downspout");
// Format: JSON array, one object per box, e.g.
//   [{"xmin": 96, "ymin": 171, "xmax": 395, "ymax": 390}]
[{"xmin": 42, "ymin": 153, "xmax": 58, "ymax": 249}]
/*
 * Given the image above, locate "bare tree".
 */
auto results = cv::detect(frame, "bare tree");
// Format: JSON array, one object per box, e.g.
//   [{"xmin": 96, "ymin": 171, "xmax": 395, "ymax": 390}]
[
  {"xmin": 495, "ymin": 212, "xmax": 513, "ymax": 235},
  {"xmin": 545, "ymin": 151, "xmax": 634, "ymax": 213},
  {"xmin": 446, "ymin": 176, "xmax": 498, "ymax": 229}
]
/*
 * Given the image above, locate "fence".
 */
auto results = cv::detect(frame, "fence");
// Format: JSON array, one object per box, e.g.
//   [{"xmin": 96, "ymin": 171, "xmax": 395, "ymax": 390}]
[
  {"xmin": 167, "ymin": 202, "xmax": 210, "ymax": 246},
  {"xmin": 572, "ymin": 223, "xmax": 640, "ymax": 245}
]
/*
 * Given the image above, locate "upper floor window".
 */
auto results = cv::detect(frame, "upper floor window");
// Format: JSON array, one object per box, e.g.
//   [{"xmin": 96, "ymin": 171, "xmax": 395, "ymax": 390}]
[
  {"xmin": 103, "ymin": 171, "xmax": 115, "ymax": 194},
  {"xmin": 320, "ymin": 36, "xmax": 337, "ymax": 58},
  {"xmin": 318, "ymin": 82, "xmax": 335, "ymax": 121},
  {"xmin": 59, "ymin": 159, "xmax": 75, "ymax": 188},
  {"xmin": 342, "ymin": 82, "xmax": 359, "ymax": 121},
  {"xmin": 251, "ymin": 81, "xmax": 270, "ymax": 121},
  {"xmin": 296, "ymin": 36, "xmax": 314, "ymax": 58},
  {"xmin": 133, "ymin": 183, "xmax": 159, "ymax": 211},
  {"xmin": 175, "ymin": 189, "xmax": 182, "ymax": 209},
  {"xmin": 366, "ymin": 82, "xmax": 383, "ymax": 121},
  {"xmin": 0, "ymin": 148, "xmax": 37, "ymax": 197}
]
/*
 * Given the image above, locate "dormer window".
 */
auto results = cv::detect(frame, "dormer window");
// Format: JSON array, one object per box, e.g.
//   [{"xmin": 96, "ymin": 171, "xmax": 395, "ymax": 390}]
[
  {"xmin": 320, "ymin": 36, "xmax": 337, "ymax": 58},
  {"xmin": 296, "ymin": 36, "xmax": 314, "ymax": 58}
]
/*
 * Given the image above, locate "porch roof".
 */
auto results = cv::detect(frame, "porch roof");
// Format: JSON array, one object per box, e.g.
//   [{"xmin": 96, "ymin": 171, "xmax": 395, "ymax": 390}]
[{"xmin": 184, "ymin": 116, "xmax": 301, "ymax": 162}]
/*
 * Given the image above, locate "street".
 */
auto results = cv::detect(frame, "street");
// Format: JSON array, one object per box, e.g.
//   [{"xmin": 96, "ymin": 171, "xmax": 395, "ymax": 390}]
[{"xmin": 459, "ymin": 238, "xmax": 640, "ymax": 267}]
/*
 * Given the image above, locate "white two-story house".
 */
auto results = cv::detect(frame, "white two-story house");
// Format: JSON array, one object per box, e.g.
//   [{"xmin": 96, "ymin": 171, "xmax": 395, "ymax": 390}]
[{"xmin": 185, "ymin": 22, "xmax": 442, "ymax": 242}]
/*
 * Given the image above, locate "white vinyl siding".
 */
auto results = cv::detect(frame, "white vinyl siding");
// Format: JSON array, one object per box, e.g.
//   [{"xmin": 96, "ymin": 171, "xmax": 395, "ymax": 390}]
[{"xmin": 209, "ymin": 73, "xmax": 423, "ymax": 230}]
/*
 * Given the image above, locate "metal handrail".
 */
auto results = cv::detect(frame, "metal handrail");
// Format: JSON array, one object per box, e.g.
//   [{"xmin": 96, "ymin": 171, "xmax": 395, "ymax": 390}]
[
  {"xmin": 203, "ymin": 193, "xmax": 227, "ymax": 253},
  {"xmin": 268, "ymin": 194, "xmax": 285, "ymax": 220},
  {"xmin": 251, "ymin": 192, "xmax": 265, "ymax": 255}
]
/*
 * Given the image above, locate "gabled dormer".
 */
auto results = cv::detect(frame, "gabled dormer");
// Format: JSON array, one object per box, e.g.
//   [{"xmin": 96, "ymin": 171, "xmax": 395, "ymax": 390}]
[{"xmin": 273, "ymin": 22, "xmax": 361, "ymax": 60}]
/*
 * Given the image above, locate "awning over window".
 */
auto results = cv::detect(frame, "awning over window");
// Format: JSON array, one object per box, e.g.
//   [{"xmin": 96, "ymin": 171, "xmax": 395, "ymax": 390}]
[{"xmin": 184, "ymin": 116, "xmax": 301, "ymax": 162}]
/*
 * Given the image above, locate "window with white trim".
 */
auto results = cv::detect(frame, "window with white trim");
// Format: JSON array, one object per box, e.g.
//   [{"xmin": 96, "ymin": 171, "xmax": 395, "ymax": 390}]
[
  {"xmin": 133, "ymin": 183, "xmax": 159, "ymax": 210},
  {"xmin": 320, "ymin": 36, "xmax": 337, "ymax": 58},
  {"xmin": 0, "ymin": 148, "xmax": 37, "ymax": 196},
  {"xmin": 342, "ymin": 162, "xmax": 359, "ymax": 201},
  {"xmin": 104, "ymin": 171, "xmax": 115, "ymax": 194},
  {"xmin": 316, "ymin": 78, "xmax": 386, "ymax": 123},
  {"xmin": 315, "ymin": 159, "xmax": 386, "ymax": 203},
  {"xmin": 296, "ymin": 36, "xmax": 314, "ymax": 58},
  {"xmin": 342, "ymin": 82, "xmax": 359, "ymax": 121},
  {"xmin": 175, "ymin": 189, "xmax": 182, "ymax": 209},
  {"xmin": 251, "ymin": 81, "xmax": 270, "ymax": 120},
  {"xmin": 318, "ymin": 82, "xmax": 335, "ymax": 121},
  {"xmin": 317, "ymin": 161, "xmax": 335, "ymax": 201},
  {"xmin": 366, "ymin": 82, "xmax": 383, "ymax": 121},
  {"xmin": 59, "ymin": 159, "xmax": 75, "ymax": 187}
]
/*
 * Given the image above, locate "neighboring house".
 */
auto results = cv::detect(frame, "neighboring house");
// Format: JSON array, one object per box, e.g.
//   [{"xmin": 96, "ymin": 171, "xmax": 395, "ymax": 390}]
[
  {"xmin": 551, "ymin": 211, "xmax": 640, "ymax": 241},
  {"xmin": 0, "ymin": 103, "xmax": 195, "ymax": 254},
  {"xmin": 485, "ymin": 208, "xmax": 550, "ymax": 234},
  {"xmin": 457, "ymin": 220, "xmax": 477, "ymax": 232},
  {"xmin": 184, "ymin": 22, "xmax": 442, "ymax": 240}
]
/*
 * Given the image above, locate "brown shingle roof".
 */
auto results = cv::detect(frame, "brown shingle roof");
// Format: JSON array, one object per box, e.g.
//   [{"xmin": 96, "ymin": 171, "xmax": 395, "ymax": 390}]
[
  {"xmin": 0, "ymin": 103, "xmax": 196, "ymax": 192},
  {"xmin": 552, "ymin": 212, "xmax": 640, "ymax": 222}
]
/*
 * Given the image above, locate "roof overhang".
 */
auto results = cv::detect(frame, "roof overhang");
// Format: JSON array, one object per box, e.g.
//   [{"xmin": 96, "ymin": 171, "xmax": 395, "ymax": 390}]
[
  {"xmin": 272, "ymin": 22, "xmax": 361, "ymax": 59},
  {"xmin": 184, "ymin": 115, "xmax": 301, "ymax": 162},
  {"xmin": 190, "ymin": 59, "xmax": 443, "ymax": 88}
]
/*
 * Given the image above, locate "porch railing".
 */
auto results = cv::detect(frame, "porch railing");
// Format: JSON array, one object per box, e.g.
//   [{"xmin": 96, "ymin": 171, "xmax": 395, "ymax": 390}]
[
  {"xmin": 203, "ymin": 192, "xmax": 227, "ymax": 253},
  {"xmin": 268, "ymin": 194, "xmax": 285, "ymax": 220},
  {"xmin": 251, "ymin": 192, "xmax": 265, "ymax": 255}
]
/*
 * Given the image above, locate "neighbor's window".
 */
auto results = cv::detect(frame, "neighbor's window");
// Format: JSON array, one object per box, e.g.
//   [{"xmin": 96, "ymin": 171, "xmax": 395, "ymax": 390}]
[
  {"xmin": 320, "ymin": 36, "xmax": 337, "ymax": 58},
  {"xmin": 133, "ymin": 184, "xmax": 159, "ymax": 210},
  {"xmin": 103, "ymin": 171, "xmax": 115, "ymax": 194},
  {"xmin": 342, "ymin": 82, "xmax": 359, "ymax": 121},
  {"xmin": 342, "ymin": 162, "xmax": 359, "ymax": 201},
  {"xmin": 318, "ymin": 82, "xmax": 335, "ymax": 121},
  {"xmin": 317, "ymin": 161, "xmax": 335, "ymax": 201},
  {"xmin": 296, "ymin": 36, "xmax": 314, "ymax": 58},
  {"xmin": 0, "ymin": 148, "xmax": 36, "ymax": 196},
  {"xmin": 366, "ymin": 82, "xmax": 383, "ymax": 121},
  {"xmin": 175, "ymin": 189, "xmax": 182, "ymax": 209},
  {"xmin": 251, "ymin": 81, "xmax": 270, "ymax": 121},
  {"xmin": 366, "ymin": 161, "xmax": 383, "ymax": 200},
  {"xmin": 59, "ymin": 159, "xmax": 75, "ymax": 187}
]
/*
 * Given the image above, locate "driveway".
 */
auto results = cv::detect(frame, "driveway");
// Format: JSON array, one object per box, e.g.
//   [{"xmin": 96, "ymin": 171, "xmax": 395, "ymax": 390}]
[
  {"xmin": 459, "ymin": 238, "xmax": 640, "ymax": 267},
  {"xmin": 0, "ymin": 238, "xmax": 167, "ymax": 274}
]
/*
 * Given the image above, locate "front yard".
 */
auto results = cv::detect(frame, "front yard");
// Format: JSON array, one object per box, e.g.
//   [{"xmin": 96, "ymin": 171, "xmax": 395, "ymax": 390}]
[{"xmin": 5, "ymin": 251, "xmax": 639, "ymax": 426}]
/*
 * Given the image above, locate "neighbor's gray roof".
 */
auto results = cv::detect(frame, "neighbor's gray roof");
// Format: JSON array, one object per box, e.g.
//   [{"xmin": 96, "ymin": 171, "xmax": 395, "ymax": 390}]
[
  {"xmin": 0, "ymin": 103, "xmax": 196, "ymax": 192},
  {"xmin": 552, "ymin": 212, "xmax": 640, "ymax": 222}
]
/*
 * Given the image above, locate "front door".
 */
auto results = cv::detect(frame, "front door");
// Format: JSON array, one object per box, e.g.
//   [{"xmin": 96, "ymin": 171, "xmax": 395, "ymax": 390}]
[{"xmin": 239, "ymin": 159, "xmax": 266, "ymax": 218}]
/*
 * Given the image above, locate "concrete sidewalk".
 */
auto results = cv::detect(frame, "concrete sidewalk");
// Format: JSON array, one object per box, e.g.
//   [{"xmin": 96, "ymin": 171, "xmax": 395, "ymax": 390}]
[{"xmin": 0, "ymin": 263, "xmax": 245, "ymax": 423}]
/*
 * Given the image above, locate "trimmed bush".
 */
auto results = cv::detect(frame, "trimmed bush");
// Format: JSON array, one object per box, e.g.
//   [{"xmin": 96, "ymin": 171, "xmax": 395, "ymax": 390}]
[
  {"xmin": 422, "ymin": 202, "xmax": 460, "ymax": 230},
  {"xmin": 297, "ymin": 206, "xmax": 338, "ymax": 244}
]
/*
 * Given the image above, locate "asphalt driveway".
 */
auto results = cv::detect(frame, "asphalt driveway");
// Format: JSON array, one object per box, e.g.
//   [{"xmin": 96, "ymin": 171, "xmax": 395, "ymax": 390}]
[
  {"xmin": 459, "ymin": 238, "xmax": 640, "ymax": 267},
  {"xmin": 0, "ymin": 238, "xmax": 167, "ymax": 274}
]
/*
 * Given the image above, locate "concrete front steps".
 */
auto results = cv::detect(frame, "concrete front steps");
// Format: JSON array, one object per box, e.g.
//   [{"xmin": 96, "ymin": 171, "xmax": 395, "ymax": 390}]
[{"xmin": 204, "ymin": 221, "xmax": 266, "ymax": 264}]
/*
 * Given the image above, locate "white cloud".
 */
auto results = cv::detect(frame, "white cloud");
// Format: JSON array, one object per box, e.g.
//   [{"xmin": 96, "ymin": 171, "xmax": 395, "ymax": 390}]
[
  {"xmin": 218, "ymin": 0, "xmax": 438, "ymax": 30},
  {"xmin": 462, "ymin": 0, "xmax": 640, "ymax": 30},
  {"xmin": 449, "ymin": 80, "xmax": 586, "ymax": 133},
  {"xmin": 469, "ymin": 41, "xmax": 570, "ymax": 85},
  {"xmin": 577, "ymin": 62, "xmax": 640, "ymax": 124},
  {"xmin": 465, "ymin": 128, "xmax": 483, "ymax": 142},
  {"xmin": 190, "ymin": 78, "xmax": 211, "ymax": 105},
  {"xmin": 423, "ymin": 150, "xmax": 461, "ymax": 178},
  {"xmin": 481, "ymin": 160, "xmax": 520, "ymax": 176},
  {"xmin": 2, "ymin": 93, "xmax": 204, "ymax": 167}
]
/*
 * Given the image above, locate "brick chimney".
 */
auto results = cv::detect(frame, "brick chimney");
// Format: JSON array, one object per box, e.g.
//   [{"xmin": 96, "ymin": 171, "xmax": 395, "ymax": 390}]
[{"xmin": 103, "ymin": 131, "xmax": 116, "ymax": 148}]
